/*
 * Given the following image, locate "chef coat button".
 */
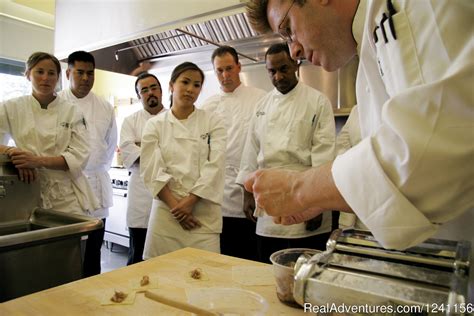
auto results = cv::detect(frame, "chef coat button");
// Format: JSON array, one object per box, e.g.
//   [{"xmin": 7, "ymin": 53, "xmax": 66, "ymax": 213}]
[{"xmin": 365, "ymin": 86, "xmax": 370, "ymax": 93}]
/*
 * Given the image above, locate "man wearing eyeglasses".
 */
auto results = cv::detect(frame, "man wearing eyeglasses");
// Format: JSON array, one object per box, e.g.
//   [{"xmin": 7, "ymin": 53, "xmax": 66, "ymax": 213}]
[
  {"xmin": 244, "ymin": 0, "xmax": 473, "ymax": 292},
  {"xmin": 120, "ymin": 73, "xmax": 165, "ymax": 265}
]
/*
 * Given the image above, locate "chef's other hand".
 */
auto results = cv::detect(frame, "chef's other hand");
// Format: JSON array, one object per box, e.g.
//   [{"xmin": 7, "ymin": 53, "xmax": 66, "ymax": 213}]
[
  {"xmin": 9, "ymin": 149, "xmax": 42, "ymax": 169},
  {"xmin": 273, "ymin": 207, "xmax": 325, "ymax": 225},
  {"xmin": 244, "ymin": 168, "xmax": 306, "ymax": 217},
  {"xmin": 242, "ymin": 189, "xmax": 257, "ymax": 222},
  {"xmin": 179, "ymin": 215, "xmax": 201, "ymax": 230},
  {"xmin": 17, "ymin": 168, "xmax": 37, "ymax": 183}
]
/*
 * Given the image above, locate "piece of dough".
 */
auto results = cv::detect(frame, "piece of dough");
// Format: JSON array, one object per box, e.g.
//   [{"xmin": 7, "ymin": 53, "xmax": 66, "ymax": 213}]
[{"xmin": 100, "ymin": 290, "xmax": 136, "ymax": 306}]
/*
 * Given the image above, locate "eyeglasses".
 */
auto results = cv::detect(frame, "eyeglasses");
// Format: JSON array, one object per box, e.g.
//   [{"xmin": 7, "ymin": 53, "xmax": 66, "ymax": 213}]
[
  {"xmin": 140, "ymin": 85, "xmax": 161, "ymax": 94},
  {"xmin": 277, "ymin": 0, "xmax": 296, "ymax": 43}
]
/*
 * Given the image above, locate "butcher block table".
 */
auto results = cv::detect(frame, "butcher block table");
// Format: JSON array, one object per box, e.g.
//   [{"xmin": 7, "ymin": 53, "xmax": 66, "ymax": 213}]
[{"xmin": 0, "ymin": 248, "xmax": 306, "ymax": 315}]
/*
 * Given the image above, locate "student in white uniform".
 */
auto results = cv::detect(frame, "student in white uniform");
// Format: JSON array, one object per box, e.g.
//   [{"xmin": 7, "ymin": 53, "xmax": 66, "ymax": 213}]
[
  {"xmin": 0, "ymin": 52, "xmax": 99, "ymax": 215},
  {"xmin": 120, "ymin": 73, "xmax": 165, "ymax": 264},
  {"xmin": 236, "ymin": 43, "xmax": 336, "ymax": 263},
  {"xmin": 245, "ymin": 0, "xmax": 473, "ymax": 301},
  {"xmin": 201, "ymin": 46, "xmax": 266, "ymax": 261},
  {"xmin": 60, "ymin": 51, "xmax": 117, "ymax": 277},
  {"xmin": 141, "ymin": 62, "xmax": 226, "ymax": 258}
]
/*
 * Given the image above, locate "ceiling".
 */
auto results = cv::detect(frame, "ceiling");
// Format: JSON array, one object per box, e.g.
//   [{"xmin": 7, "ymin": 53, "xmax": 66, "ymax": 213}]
[
  {"xmin": 12, "ymin": 0, "xmax": 55, "ymax": 15},
  {"xmin": 1, "ymin": 0, "xmax": 55, "ymax": 28}
]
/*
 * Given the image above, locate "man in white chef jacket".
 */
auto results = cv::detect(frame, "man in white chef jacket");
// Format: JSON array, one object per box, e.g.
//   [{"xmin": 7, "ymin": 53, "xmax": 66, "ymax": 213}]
[
  {"xmin": 120, "ymin": 73, "xmax": 164, "ymax": 265},
  {"xmin": 244, "ymin": 0, "xmax": 473, "ymax": 301},
  {"xmin": 335, "ymin": 105, "xmax": 365, "ymax": 230},
  {"xmin": 236, "ymin": 43, "xmax": 336, "ymax": 263},
  {"xmin": 201, "ymin": 46, "xmax": 266, "ymax": 261},
  {"xmin": 60, "ymin": 51, "xmax": 117, "ymax": 277}
]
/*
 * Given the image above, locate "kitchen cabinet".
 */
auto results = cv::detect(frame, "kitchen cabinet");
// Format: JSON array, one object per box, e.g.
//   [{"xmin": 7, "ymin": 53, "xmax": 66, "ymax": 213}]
[{"xmin": 0, "ymin": 248, "xmax": 306, "ymax": 315}]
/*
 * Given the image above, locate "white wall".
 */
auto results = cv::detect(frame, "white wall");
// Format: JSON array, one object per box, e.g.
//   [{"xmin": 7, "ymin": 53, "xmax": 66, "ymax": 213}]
[
  {"xmin": 55, "ymin": 0, "xmax": 245, "ymax": 59},
  {"xmin": 0, "ymin": 15, "xmax": 54, "ymax": 62}
]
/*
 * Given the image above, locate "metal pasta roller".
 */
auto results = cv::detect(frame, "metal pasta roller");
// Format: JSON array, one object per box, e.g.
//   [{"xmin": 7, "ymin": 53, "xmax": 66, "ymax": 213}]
[{"xmin": 294, "ymin": 229, "xmax": 471, "ymax": 315}]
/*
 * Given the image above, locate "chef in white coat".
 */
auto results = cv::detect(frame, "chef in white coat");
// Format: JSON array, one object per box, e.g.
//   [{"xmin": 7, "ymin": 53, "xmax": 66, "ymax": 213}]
[
  {"xmin": 245, "ymin": 0, "xmax": 473, "ymax": 301},
  {"xmin": 236, "ymin": 43, "xmax": 336, "ymax": 263},
  {"xmin": 140, "ymin": 62, "xmax": 226, "ymax": 258},
  {"xmin": 335, "ymin": 105, "xmax": 365, "ymax": 230},
  {"xmin": 120, "ymin": 73, "xmax": 164, "ymax": 264},
  {"xmin": 0, "ymin": 52, "xmax": 99, "ymax": 215},
  {"xmin": 60, "ymin": 51, "xmax": 117, "ymax": 277},
  {"xmin": 201, "ymin": 46, "xmax": 266, "ymax": 261}
]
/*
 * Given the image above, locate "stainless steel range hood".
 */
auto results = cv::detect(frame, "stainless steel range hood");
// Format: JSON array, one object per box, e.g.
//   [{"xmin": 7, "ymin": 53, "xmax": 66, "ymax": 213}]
[
  {"xmin": 125, "ymin": 12, "xmax": 261, "ymax": 61},
  {"xmin": 88, "ymin": 11, "xmax": 282, "ymax": 76}
]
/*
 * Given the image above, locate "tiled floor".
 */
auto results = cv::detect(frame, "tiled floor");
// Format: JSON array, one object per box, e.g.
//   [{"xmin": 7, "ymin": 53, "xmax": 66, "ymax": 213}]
[{"xmin": 100, "ymin": 242, "xmax": 128, "ymax": 273}]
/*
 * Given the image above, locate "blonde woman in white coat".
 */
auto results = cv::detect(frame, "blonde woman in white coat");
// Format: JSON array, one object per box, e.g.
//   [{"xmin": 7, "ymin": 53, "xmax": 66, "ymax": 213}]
[
  {"xmin": 0, "ymin": 52, "xmax": 99, "ymax": 215},
  {"xmin": 141, "ymin": 62, "xmax": 226, "ymax": 258}
]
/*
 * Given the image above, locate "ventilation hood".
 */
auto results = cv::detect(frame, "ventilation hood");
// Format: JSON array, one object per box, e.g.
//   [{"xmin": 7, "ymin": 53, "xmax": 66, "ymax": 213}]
[{"xmin": 88, "ymin": 11, "xmax": 282, "ymax": 76}]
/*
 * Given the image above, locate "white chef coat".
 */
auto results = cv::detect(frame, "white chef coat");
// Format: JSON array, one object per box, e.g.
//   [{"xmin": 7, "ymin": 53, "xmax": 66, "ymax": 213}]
[
  {"xmin": 336, "ymin": 105, "xmax": 361, "ymax": 156},
  {"xmin": 140, "ymin": 109, "xmax": 226, "ymax": 257},
  {"xmin": 332, "ymin": 0, "xmax": 474, "ymax": 251},
  {"xmin": 335, "ymin": 105, "xmax": 366, "ymax": 230},
  {"xmin": 120, "ymin": 108, "xmax": 162, "ymax": 228},
  {"xmin": 59, "ymin": 89, "xmax": 117, "ymax": 218},
  {"xmin": 236, "ymin": 81, "xmax": 336, "ymax": 238},
  {"xmin": 0, "ymin": 95, "xmax": 100, "ymax": 214},
  {"xmin": 201, "ymin": 84, "xmax": 266, "ymax": 218}
]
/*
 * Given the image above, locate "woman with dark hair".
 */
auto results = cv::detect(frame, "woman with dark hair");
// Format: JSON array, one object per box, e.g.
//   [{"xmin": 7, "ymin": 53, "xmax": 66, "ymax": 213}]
[
  {"xmin": 140, "ymin": 62, "xmax": 226, "ymax": 257},
  {"xmin": 0, "ymin": 52, "xmax": 99, "ymax": 215}
]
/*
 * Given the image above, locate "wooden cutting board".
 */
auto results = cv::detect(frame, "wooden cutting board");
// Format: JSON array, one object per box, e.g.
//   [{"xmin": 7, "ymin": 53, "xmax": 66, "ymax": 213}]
[{"xmin": 0, "ymin": 248, "xmax": 307, "ymax": 315}]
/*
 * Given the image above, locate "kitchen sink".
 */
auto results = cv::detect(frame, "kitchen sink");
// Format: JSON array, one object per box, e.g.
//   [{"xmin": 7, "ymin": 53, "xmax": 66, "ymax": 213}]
[
  {"xmin": 0, "ymin": 208, "xmax": 103, "ymax": 302},
  {"xmin": 0, "ymin": 223, "xmax": 47, "ymax": 236},
  {"xmin": 0, "ymin": 154, "xmax": 104, "ymax": 302}
]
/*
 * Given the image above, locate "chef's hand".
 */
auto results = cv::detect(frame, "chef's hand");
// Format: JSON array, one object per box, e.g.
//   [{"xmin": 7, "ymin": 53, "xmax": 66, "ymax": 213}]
[
  {"xmin": 244, "ymin": 168, "xmax": 307, "ymax": 217},
  {"xmin": 245, "ymin": 163, "xmax": 352, "ymax": 225},
  {"xmin": 273, "ymin": 207, "xmax": 325, "ymax": 225},
  {"xmin": 242, "ymin": 190, "xmax": 257, "ymax": 222},
  {"xmin": 6, "ymin": 148, "xmax": 38, "ymax": 183},
  {"xmin": 9, "ymin": 149, "xmax": 42, "ymax": 169},
  {"xmin": 171, "ymin": 194, "xmax": 200, "ymax": 223},
  {"xmin": 17, "ymin": 168, "xmax": 37, "ymax": 183},
  {"xmin": 179, "ymin": 214, "xmax": 202, "ymax": 230}
]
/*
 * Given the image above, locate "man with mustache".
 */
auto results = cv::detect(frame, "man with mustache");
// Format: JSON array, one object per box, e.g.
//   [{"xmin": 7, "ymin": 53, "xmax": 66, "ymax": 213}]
[
  {"xmin": 120, "ymin": 73, "xmax": 165, "ymax": 264},
  {"xmin": 201, "ymin": 46, "xmax": 266, "ymax": 261},
  {"xmin": 60, "ymin": 51, "xmax": 117, "ymax": 277},
  {"xmin": 236, "ymin": 43, "xmax": 336, "ymax": 263}
]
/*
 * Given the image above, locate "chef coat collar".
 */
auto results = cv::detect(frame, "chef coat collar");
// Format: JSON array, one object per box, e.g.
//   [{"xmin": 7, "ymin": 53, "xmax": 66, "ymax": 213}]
[
  {"xmin": 30, "ymin": 94, "xmax": 59, "ymax": 110},
  {"xmin": 219, "ymin": 82, "xmax": 244, "ymax": 97},
  {"xmin": 352, "ymin": 0, "xmax": 367, "ymax": 54},
  {"xmin": 143, "ymin": 106, "xmax": 165, "ymax": 117},
  {"xmin": 168, "ymin": 106, "xmax": 197, "ymax": 123},
  {"xmin": 65, "ymin": 88, "xmax": 94, "ymax": 102},
  {"xmin": 272, "ymin": 80, "xmax": 302, "ymax": 98},
  {"xmin": 141, "ymin": 108, "xmax": 155, "ymax": 118}
]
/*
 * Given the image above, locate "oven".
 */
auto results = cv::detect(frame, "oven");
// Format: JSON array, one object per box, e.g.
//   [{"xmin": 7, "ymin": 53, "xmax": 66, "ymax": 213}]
[{"xmin": 104, "ymin": 167, "xmax": 130, "ymax": 248}]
